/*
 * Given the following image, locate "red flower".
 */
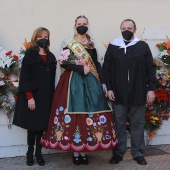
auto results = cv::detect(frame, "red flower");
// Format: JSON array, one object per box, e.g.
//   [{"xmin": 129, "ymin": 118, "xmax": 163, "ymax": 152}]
[
  {"xmin": 146, "ymin": 113, "xmax": 151, "ymax": 117},
  {"xmin": 155, "ymin": 88, "xmax": 169, "ymax": 103},
  {"xmin": 4, "ymin": 71, "xmax": 8, "ymax": 77},
  {"xmin": 5, "ymin": 50, "xmax": 12, "ymax": 56},
  {"xmin": 168, "ymin": 90, "xmax": 170, "ymax": 95},
  {"xmin": 13, "ymin": 55, "xmax": 19, "ymax": 60},
  {"xmin": 148, "ymin": 105, "xmax": 153, "ymax": 110},
  {"xmin": 157, "ymin": 120, "xmax": 162, "ymax": 124},
  {"xmin": 14, "ymin": 96, "xmax": 18, "ymax": 101},
  {"xmin": 10, "ymin": 82, "xmax": 14, "ymax": 87}
]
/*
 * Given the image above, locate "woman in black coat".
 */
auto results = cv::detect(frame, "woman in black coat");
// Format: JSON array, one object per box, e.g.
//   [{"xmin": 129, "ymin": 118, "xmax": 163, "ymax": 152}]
[{"xmin": 13, "ymin": 27, "xmax": 56, "ymax": 166}]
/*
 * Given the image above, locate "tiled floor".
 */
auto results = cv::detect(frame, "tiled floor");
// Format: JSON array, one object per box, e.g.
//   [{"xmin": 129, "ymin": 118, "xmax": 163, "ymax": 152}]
[{"xmin": 0, "ymin": 145, "xmax": 170, "ymax": 170}]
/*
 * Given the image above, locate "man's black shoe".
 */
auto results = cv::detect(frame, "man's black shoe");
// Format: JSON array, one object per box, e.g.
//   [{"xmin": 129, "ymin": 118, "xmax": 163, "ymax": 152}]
[
  {"xmin": 133, "ymin": 156, "xmax": 147, "ymax": 165},
  {"xmin": 109, "ymin": 154, "xmax": 123, "ymax": 164}
]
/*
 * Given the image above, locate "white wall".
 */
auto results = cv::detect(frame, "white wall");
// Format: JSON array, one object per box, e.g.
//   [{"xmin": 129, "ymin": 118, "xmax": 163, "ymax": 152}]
[
  {"xmin": 1, "ymin": 0, "xmax": 170, "ymax": 58},
  {"xmin": 1, "ymin": 0, "xmax": 170, "ymax": 158}
]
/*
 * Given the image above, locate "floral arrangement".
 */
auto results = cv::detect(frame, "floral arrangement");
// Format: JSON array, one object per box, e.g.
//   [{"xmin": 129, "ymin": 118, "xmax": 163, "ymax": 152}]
[
  {"xmin": 145, "ymin": 37, "xmax": 170, "ymax": 143},
  {"xmin": 145, "ymin": 91, "xmax": 170, "ymax": 144},
  {"xmin": 0, "ymin": 48, "xmax": 20, "ymax": 126},
  {"xmin": 58, "ymin": 49, "xmax": 86, "ymax": 66},
  {"xmin": 0, "ymin": 39, "xmax": 29, "ymax": 127}
]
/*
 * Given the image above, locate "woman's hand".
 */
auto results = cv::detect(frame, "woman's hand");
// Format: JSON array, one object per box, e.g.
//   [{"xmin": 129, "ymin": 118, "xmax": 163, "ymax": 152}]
[
  {"xmin": 84, "ymin": 65, "xmax": 90, "ymax": 75},
  {"xmin": 107, "ymin": 90, "xmax": 115, "ymax": 101},
  {"xmin": 28, "ymin": 98, "xmax": 36, "ymax": 111},
  {"xmin": 102, "ymin": 84, "xmax": 107, "ymax": 97}
]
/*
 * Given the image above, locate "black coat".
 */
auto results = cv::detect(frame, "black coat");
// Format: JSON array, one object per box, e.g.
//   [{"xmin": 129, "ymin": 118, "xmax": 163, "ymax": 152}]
[
  {"xmin": 103, "ymin": 41, "xmax": 156, "ymax": 105},
  {"xmin": 13, "ymin": 48, "xmax": 56, "ymax": 131}
]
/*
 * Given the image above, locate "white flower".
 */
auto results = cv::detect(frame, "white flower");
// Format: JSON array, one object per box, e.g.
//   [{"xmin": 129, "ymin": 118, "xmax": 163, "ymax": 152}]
[
  {"xmin": 0, "ymin": 53, "xmax": 16, "ymax": 68},
  {"xmin": 12, "ymin": 82, "xmax": 19, "ymax": 87},
  {"xmin": 159, "ymin": 50, "xmax": 168, "ymax": 58}
]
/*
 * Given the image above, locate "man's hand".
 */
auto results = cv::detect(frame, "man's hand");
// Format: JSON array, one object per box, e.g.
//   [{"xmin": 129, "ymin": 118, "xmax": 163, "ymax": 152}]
[
  {"xmin": 147, "ymin": 91, "xmax": 155, "ymax": 105},
  {"xmin": 28, "ymin": 98, "xmax": 36, "ymax": 111},
  {"xmin": 107, "ymin": 90, "xmax": 115, "ymax": 101}
]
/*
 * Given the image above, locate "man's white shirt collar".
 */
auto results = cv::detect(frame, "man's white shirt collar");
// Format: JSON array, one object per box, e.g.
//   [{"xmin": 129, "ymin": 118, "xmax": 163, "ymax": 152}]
[{"xmin": 111, "ymin": 36, "xmax": 139, "ymax": 54}]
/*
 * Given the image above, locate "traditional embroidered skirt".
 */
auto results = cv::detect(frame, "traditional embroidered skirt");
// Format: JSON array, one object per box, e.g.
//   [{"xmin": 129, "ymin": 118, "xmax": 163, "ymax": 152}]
[{"xmin": 41, "ymin": 70, "xmax": 118, "ymax": 152}]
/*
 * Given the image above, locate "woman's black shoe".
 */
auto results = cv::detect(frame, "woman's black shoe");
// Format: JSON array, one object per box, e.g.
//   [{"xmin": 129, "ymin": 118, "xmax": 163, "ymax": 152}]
[
  {"xmin": 80, "ymin": 155, "xmax": 89, "ymax": 165},
  {"xmin": 35, "ymin": 153, "xmax": 45, "ymax": 166},
  {"xmin": 73, "ymin": 155, "xmax": 80, "ymax": 165},
  {"xmin": 26, "ymin": 154, "xmax": 34, "ymax": 166}
]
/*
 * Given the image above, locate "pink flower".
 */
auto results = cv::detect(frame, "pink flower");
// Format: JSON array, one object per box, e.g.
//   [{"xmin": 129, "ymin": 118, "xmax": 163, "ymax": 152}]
[
  {"xmin": 162, "ymin": 75, "xmax": 168, "ymax": 81},
  {"xmin": 58, "ymin": 49, "xmax": 70, "ymax": 61},
  {"xmin": 1, "ymin": 102, "xmax": 6, "ymax": 106},
  {"xmin": 63, "ymin": 55, "xmax": 68, "ymax": 60},
  {"xmin": 64, "ymin": 49, "xmax": 70, "ymax": 56},
  {"xmin": 148, "ymin": 105, "xmax": 153, "ymax": 110},
  {"xmin": 0, "ymin": 81, "xmax": 5, "ymax": 86}
]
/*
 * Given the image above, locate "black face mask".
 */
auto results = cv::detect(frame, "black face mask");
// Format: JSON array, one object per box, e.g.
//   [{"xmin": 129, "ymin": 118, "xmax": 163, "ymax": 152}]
[
  {"xmin": 122, "ymin": 30, "xmax": 133, "ymax": 41},
  {"xmin": 37, "ymin": 38, "xmax": 49, "ymax": 48},
  {"xmin": 76, "ymin": 25, "xmax": 88, "ymax": 35}
]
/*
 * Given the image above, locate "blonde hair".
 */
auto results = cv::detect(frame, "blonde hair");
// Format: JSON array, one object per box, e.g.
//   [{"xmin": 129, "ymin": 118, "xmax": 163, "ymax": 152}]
[{"xmin": 30, "ymin": 27, "xmax": 50, "ymax": 52}]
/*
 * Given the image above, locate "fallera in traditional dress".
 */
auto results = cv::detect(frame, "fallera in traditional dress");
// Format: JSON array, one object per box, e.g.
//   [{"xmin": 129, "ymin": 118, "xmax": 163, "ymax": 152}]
[{"xmin": 41, "ymin": 39, "xmax": 118, "ymax": 152}]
